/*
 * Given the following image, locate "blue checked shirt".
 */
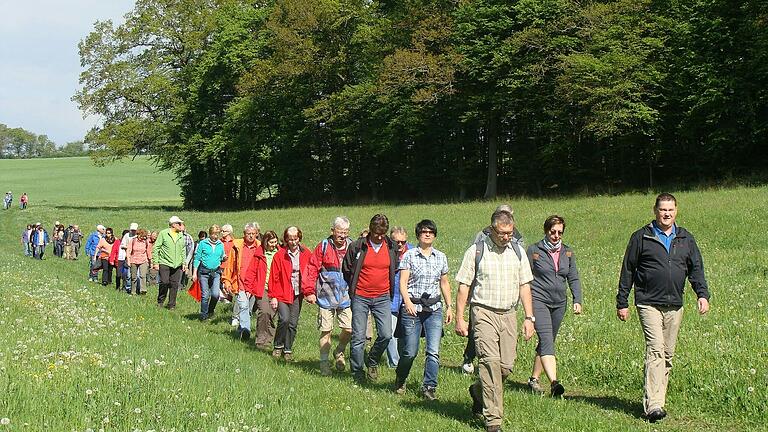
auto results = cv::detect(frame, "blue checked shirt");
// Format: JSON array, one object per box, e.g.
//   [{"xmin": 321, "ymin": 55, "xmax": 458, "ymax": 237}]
[{"xmin": 399, "ymin": 247, "xmax": 449, "ymax": 312}]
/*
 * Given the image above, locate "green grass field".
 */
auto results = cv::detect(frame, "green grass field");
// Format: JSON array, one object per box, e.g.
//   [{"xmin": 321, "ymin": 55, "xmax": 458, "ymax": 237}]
[{"xmin": 0, "ymin": 158, "xmax": 766, "ymax": 431}]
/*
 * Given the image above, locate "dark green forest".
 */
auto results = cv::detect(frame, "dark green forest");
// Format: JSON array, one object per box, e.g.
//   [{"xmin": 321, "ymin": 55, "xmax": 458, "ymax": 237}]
[{"xmin": 75, "ymin": 0, "xmax": 768, "ymax": 208}]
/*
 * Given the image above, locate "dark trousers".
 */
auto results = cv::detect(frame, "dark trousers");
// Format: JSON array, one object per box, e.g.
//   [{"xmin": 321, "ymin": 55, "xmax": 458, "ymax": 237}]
[
  {"xmin": 101, "ymin": 258, "xmax": 114, "ymax": 286},
  {"xmin": 274, "ymin": 295, "xmax": 303, "ymax": 352},
  {"xmin": 255, "ymin": 295, "xmax": 276, "ymax": 346},
  {"xmin": 463, "ymin": 307, "xmax": 476, "ymax": 363},
  {"xmin": 158, "ymin": 265, "xmax": 183, "ymax": 308}
]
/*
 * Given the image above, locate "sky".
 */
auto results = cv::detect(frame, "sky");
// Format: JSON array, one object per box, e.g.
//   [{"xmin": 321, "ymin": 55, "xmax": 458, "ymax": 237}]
[{"xmin": 0, "ymin": 0, "xmax": 136, "ymax": 145}]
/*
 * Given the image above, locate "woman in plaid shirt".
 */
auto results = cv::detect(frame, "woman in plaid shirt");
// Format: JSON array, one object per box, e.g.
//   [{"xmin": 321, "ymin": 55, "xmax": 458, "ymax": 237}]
[{"xmin": 393, "ymin": 219, "xmax": 453, "ymax": 401}]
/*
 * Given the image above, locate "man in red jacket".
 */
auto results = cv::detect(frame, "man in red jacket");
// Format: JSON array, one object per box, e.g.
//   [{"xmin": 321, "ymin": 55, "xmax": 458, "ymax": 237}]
[{"xmin": 303, "ymin": 216, "xmax": 353, "ymax": 376}]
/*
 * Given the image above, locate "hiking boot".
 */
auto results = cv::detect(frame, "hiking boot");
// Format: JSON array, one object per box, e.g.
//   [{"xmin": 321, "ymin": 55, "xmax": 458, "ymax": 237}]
[
  {"xmin": 468, "ymin": 384, "xmax": 483, "ymax": 419},
  {"xmin": 486, "ymin": 426, "xmax": 502, "ymax": 432},
  {"xmin": 320, "ymin": 361, "xmax": 332, "ymax": 376},
  {"xmin": 527, "ymin": 377, "xmax": 544, "ymax": 394},
  {"xmin": 462, "ymin": 362, "xmax": 475, "ymax": 375},
  {"xmin": 646, "ymin": 408, "xmax": 667, "ymax": 423},
  {"xmin": 394, "ymin": 381, "xmax": 406, "ymax": 395},
  {"xmin": 272, "ymin": 348, "xmax": 283, "ymax": 359},
  {"xmin": 421, "ymin": 386, "xmax": 437, "ymax": 401},
  {"xmin": 239, "ymin": 328, "xmax": 251, "ymax": 341},
  {"xmin": 366, "ymin": 366, "xmax": 379, "ymax": 381},
  {"xmin": 334, "ymin": 350, "xmax": 346, "ymax": 371},
  {"xmin": 550, "ymin": 380, "xmax": 565, "ymax": 397},
  {"xmin": 283, "ymin": 352, "xmax": 294, "ymax": 362}
]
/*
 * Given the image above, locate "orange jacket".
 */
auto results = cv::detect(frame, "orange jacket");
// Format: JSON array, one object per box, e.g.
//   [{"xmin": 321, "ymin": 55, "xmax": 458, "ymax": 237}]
[{"xmin": 221, "ymin": 237, "xmax": 240, "ymax": 293}]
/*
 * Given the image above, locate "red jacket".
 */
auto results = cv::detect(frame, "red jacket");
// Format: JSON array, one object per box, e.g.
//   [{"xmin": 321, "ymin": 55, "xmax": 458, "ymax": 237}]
[
  {"xmin": 269, "ymin": 245, "xmax": 311, "ymax": 304},
  {"xmin": 108, "ymin": 238, "xmax": 122, "ymax": 266},
  {"xmin": 241, "ymin": 245, "xmax": 268, "ymax": 297}
]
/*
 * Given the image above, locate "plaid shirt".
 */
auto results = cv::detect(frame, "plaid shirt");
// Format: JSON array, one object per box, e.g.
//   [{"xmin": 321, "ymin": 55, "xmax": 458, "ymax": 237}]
[
  {"xmin": 456, "ymin": 237, "xmax": 533, "ymax": 310},
  {"xmin": 399, "ymin": 247, "xmax": 449, "ymax": 312}
]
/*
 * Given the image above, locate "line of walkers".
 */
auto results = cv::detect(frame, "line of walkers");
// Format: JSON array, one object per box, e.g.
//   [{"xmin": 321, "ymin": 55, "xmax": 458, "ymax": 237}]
[
  {"xmin": 21, "ymin": 222, "xmax": 82, "ymax": 260},
  {"xmin": 23, "ymin": 193, "xmax": 708, "ymax": 431}
]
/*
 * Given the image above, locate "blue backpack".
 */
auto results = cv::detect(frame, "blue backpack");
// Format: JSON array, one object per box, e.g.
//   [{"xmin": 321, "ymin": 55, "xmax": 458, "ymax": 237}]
[{"xmin": 315, "ymin": 239, "xmax": 351, "ymax": 309}]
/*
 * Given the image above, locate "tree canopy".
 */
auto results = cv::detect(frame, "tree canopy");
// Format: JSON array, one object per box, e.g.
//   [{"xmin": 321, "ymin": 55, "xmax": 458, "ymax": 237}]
[{"xmin": 75, "ymin": 0, "xmax": 768, "ymax": 208}]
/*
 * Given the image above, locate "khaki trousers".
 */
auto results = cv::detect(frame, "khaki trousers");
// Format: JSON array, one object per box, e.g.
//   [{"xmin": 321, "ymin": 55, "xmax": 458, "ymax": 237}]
[
  {"xmin": 637, "ymin": 304, "xmax": 684, "ymax": 414},
  {"xmin": 469, "ymin": 305, "xmax": 518, "ymax": 428}
]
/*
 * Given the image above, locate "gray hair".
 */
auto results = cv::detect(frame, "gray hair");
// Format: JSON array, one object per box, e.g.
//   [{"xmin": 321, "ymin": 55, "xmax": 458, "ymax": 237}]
[
  {"xmin": 390, "ymin": 226, "xmax": 407, "ymax": 236},
  {"xmin": 332, "ymin": 216, "xmax": 350, "ymax": 229},
  {"xmin": 221, "ymin": 224, "xmax": 234, "ymax": 233},
  {"xmin": 244, "ymin": 222, "xmax": 260, "ymax": 232},
  {"xmin": 491, "ymin": 209, "xmax": 515, "ymax": 227},
  {"xmin": 495, "ymin": 204, "xmax": 514, "ymax": 216}
]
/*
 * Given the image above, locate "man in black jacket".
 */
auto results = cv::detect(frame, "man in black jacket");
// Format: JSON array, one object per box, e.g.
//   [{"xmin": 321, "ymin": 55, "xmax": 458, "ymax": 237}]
[{"xmin": 616, "ymin": 193, "xmax": 710, "ymax": 423}]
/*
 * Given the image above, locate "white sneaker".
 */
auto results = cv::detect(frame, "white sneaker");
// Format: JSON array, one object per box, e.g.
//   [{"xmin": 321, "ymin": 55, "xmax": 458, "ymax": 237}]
[
  {"xmin": 230, "ymin": 319, "xmax": 239, "ymax": 327},
  {"xmin": 462, "ymin": 362, "xmax": 475, "ymax": 374}
]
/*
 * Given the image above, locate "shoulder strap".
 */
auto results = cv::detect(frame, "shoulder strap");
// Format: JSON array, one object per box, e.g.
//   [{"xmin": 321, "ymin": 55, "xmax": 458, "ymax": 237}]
[{"xmin": 470, "ymin": 238, "xmax": 485, "ymax": 291}]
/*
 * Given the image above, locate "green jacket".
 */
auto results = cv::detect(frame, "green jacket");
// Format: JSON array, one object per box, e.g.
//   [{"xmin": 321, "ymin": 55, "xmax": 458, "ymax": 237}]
[{"xmin": 151, "ymin": 228, "xmax": 187, "ymax": 268}]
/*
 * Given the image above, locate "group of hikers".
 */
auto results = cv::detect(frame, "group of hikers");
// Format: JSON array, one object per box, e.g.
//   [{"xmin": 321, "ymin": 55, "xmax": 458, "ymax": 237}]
[
  {"xmin": 4, "ymin": 191, "xmax": 28, "ymax": 210},
  {"xmin": 22, "ymin": 193, "xmax": 709, "ymax": 431},
  {"xmin": 20, "ymin": 222, "xmax": 82, "ymax": 260}
]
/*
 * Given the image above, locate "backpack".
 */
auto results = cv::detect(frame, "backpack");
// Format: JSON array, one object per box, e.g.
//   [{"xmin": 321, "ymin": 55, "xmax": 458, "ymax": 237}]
[{"xmin": 315, "ymin": 238, "xmax": 351, "ymax": 309}]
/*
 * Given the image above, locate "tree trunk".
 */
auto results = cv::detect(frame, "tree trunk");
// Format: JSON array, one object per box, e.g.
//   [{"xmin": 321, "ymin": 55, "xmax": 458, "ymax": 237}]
[{"xmin": 483, "ymin": 118, "xmax": 499, "ymax": 199}]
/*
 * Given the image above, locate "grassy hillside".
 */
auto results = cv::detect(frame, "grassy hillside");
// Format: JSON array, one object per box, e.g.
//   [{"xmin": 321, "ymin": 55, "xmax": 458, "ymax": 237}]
[
  {"xmin": 0, "ymin": 156, "xmax": 181, "ymax": 207},
  {"xmin": 0, "ymin": 157, "xmax": 765, "ymax": 431}
]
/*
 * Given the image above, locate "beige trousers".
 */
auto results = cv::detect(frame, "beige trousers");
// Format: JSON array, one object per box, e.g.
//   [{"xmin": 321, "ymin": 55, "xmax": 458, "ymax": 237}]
[
  {"xmin": 637, "ymin": 304, "xmax": 684, "ymax": 414},
  {"xmin": 470, "ymin": 305, "xmax": 518, "ymax": 428}
]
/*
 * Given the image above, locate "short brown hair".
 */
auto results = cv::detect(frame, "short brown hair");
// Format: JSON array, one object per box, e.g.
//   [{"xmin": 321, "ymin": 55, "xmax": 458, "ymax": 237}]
[
  {"xmin": 543, "ymin": 215, "xmax": 565, "ymax": 233},
  {"xmin": 654, "ymin": 193, "xmax": 677, "ymax": 209},
  {"xmin": 368, "ymin": 214, "xmax": 389, "ymax": 234}
]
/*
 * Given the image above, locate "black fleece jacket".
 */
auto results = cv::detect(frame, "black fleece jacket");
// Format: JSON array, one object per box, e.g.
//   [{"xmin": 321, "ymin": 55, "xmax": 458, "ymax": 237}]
[{"xmin": 617, "ymin": 222, "xmax": 710, "ymax": 309}]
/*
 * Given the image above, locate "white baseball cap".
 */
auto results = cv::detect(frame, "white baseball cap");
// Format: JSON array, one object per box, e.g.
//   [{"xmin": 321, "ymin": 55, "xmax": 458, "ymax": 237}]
[
  {"xmin": 168, "ymin": 216, "xmax": 184, "ymax": 225},
  {"xmin": 129, "ymin": 222, "xmax": 139, "ymax": 230}
]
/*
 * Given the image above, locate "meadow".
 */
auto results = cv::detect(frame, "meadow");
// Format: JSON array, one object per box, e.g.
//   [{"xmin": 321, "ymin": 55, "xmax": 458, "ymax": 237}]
[{"xmin": 0, "ymin": 157, "xmax": 766, "ymax": 431}]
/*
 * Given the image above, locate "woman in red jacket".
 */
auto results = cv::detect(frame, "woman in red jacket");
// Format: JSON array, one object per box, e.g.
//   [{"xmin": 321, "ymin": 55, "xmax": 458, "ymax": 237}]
[{"xmin": 269, "ymin": 226, "xmax": 311, "ymax": 362}]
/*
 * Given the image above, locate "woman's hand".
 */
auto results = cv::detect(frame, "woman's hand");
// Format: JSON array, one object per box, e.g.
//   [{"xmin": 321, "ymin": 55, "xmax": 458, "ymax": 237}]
[
  {"xmin": 573, "ymin": 303, "xmax": 582, "ymax": 315},
  {"xmin": 403, "ymin": 300, "xmax": 417, "ymax": 316}
]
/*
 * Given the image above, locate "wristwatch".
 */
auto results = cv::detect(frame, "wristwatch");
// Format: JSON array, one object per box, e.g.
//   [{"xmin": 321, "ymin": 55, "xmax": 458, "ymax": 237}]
[{"xmin": 525, "ymin": 316, "xmax": 536, "ymax": 323}]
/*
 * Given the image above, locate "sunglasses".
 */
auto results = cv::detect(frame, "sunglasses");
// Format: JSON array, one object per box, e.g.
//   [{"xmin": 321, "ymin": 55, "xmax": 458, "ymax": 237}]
[{"xmin": 549, "ymin": 230, "xmax": 563, "ymax": 236}]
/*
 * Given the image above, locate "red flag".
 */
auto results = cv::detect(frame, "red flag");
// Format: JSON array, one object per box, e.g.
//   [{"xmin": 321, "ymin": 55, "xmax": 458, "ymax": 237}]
[{"xmin": 188, "ymin": 278, "xmax": 202, "ymax": 302}]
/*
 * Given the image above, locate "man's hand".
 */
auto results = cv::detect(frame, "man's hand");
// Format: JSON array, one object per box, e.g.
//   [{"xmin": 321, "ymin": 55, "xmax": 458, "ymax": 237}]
[
  {"xmin": 270, "ymin": 298, "xmax": 278, "ymax": 311},
  {"xmin": 573, "ymin": 303, "xmax": 582, "ymax": 315},
  {"xmin": 617, "ymin": 308, "xmax": 630, "ymax": 321},
  {"xmin": 698, "ymin": 298, "xmax": 710, "ymax": 315},
  {"xmin": 305, "ymin": 294, "xmax": 317, "ymax": 304},
  {"xmin": 403, "ymin": 300, "xmax": 417, "ymax": 316},
  {"xmin": 455, "ymin": 318, "xmax": 469, "ymax": 337},
  {"xmin": 523, "ymin": 319, "xmax": 534, "ymax": 341},
  {"xmin": 444, "ymin": 307, "xmax": 453, "ymax": 324}
]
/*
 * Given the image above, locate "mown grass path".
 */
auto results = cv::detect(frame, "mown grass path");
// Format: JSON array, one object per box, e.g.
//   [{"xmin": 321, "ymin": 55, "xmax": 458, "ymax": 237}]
[{"xmin": 0, "ymin": 160, "xmax": 765, "ymax": 431}]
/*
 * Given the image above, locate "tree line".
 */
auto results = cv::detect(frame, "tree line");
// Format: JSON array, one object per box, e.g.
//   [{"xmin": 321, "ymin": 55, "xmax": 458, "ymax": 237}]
[
  {"xmin": 0, "ymin": 124, "xmax": 89, "ymax": 159},
  {"xmin": 75, "ymin": 0, "xmax": 768, "ymax": 209}
]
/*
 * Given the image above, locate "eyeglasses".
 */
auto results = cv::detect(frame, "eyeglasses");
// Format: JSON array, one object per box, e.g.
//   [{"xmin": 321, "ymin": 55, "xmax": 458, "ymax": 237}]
[
  {"xmin": 395, "ymin": 240, "xmax": 407, "ymax": 245},
  {"xmin": 491, "ymin": 226, "xmax": 514, "ymax": 238},
  {"xmin": 419, "ymin": 230, "xmax": 435, "ymax": 236}
]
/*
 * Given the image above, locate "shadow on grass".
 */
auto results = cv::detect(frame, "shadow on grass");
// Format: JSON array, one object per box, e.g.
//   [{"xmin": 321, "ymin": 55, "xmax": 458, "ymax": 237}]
[
  {"xmin": 54, "ymin": 204, "xmax": 183, "ymax": 211},
  {"xmin": 400, "ymin": 398, "xmax": 479, "ymax": 425},
  {"xmin": 564, "ymin": 394, "xmax": 644, "ymax": 419}
]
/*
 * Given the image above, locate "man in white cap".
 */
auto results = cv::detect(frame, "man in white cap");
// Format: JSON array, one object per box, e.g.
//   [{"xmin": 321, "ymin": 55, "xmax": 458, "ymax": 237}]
[
  {"xmin": 151, "ymin": 216, "xmax": 188, "ymax": 309},
  {"xmin": 118, "ymin": 223, "xmax": 139, "ymax": 294}
]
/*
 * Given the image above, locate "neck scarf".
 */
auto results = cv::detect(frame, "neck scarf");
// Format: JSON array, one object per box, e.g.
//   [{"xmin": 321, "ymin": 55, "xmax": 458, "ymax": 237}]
[{"xmin": 543, "ymin": 238, "xmax": 561, "ymax": 252}]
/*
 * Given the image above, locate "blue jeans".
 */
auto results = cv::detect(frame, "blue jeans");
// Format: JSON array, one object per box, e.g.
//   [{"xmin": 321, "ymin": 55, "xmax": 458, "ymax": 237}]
[
  {"xmin": 387, "ymin": 313, "xmax": 400, "ymax": 367},
  {"xmin": 34, "ymin": 245, "xmax": 45, "ymax": 260},
  {"xmin": 395, "ymin": 307, "xmax": 443, "ymax": 389},
  {"xmin": 199, "ymin": 268, "xmax": 221, "ymax": 319},
  {"xmin": 350, "ymin": 294, "xmax": 392, "ymax": 377},
  {"xmin": 24, "ymin": 242, "xmax": 32, "ymax": 257},
  {"xmin": 237, "ymin": 291, "xmax": 257, "ymax": 333}
]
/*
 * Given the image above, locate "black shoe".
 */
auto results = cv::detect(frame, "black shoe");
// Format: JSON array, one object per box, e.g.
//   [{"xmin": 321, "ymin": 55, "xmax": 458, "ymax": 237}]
[
  {"xmin": 468, "ymin": 384, "xmax": 483, "ymax": 418},
  {"xmin": 366, "ymin": 366, "xmax": 379, "ymax": 381},
  {"xmin": 550, "ymin": 380, "xmax": 565, "ymax": 397},
  {"xmin": 646, "ymin": 408, "xmax": 667, "ymax": 423},
  {"xmin": 240, "ymin": 329, "xmax": 251, "ymax": 341}
]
